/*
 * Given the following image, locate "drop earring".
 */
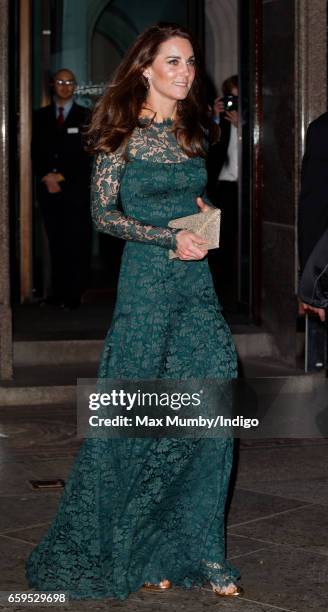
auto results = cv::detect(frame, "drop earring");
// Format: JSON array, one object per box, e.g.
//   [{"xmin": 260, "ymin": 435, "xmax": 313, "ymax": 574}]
[{"xmin": 143, "ymin": 72, "xmax": 151, "ymax": 89}]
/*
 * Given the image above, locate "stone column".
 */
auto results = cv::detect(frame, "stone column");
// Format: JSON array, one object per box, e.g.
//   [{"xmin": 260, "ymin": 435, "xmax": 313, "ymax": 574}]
[
  {"xmin": 260, "ymin": 0, "xmax": 297, "ymax": 364},
  {"xmin": 0, "ymin": 0, "xmax": 12, "ymax": 380}
]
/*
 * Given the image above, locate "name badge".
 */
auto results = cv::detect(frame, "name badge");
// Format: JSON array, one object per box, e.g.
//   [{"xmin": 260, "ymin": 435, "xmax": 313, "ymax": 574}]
[{"xmin": 67, "ymin": 127, "xmax": 79, "ymax": 134}]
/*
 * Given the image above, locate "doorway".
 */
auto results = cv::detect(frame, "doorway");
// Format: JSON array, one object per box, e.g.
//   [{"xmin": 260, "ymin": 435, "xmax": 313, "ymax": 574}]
[{"xmin": 14, "ymin": 0, "xmax": 253, "ymax": 342}]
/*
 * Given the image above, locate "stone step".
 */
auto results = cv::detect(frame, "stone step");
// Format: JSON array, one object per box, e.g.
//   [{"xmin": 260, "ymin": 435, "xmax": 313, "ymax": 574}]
[
  {"xmin": 13, "ymin": 327, "xmax": 298, "ymax": 366},
  {"xmin": 0, "ymin": 363, "xmax": 98, "ymax": 406},
  {"xmin": 14, "ymin": 340, "xmax": 103, "ymax": 366},
  {"xmin": 0, "ymin": 357, "xmax": 323, "ymax": 408},
  {"xmin": 0, "ymin": 384, "xmax": 76, "ymax": 406}
]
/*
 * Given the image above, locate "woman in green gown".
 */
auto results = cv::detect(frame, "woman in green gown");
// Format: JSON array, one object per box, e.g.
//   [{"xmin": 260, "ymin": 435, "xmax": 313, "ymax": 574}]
[{"xmin": 26, "ymin": 22, "xmax": 242, "ymax": 600}]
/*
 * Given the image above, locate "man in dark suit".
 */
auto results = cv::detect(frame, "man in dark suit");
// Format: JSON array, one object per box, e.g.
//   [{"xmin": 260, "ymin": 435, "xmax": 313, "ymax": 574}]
[
  {"xmin": 207, "ymin": 75, "xmax": 239, "ymax": 308},
  {"xmin": 298, "ymin": 112, "xmax": 328, "ymax": 368},
  {"xmin": 299, "ymin": 226, "xmax": 328, "ymax": 316},
  {"xmin": 32, "ymin": 68, "xmax": 92, "ymax": 309}
]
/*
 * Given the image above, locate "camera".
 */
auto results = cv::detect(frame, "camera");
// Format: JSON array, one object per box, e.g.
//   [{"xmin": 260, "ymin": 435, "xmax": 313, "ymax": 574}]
[{"xmin": 222, "ymin": 95, "xmax": 238, "ymax": 112}]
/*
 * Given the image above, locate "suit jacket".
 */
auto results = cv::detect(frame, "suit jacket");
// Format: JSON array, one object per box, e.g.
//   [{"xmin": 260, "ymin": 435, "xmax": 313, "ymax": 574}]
[
  {"xmin": 299, "ymin": 227, "xmax": 328, "ymax": 308},
  {"xmin": 298, "ymin": 112, "xmax": 328, "ymax": 271},
  {"xmin": 32, "ymin": 102, "xmax": 92, "ymax": 204},
  {"xmin": 206, "ymin": 116, "xmax": 231, "ymax": 200}
]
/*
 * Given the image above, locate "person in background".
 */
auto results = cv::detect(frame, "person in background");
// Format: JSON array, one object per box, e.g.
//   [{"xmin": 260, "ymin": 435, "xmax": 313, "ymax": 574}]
[
  {"xmin": 298, "ymin": 111, "xmax": 328, "ymax": 369},
  {"xmin": 207, "ymin": 74, "xmax": 239, "ymax": 310},
  {"xmin": 299, "ymin": 225, "xmax": 328, "ymax": 320},
  {"xmin": 32, "ymin": 68, "xmax": 92, "ymax": 309}
]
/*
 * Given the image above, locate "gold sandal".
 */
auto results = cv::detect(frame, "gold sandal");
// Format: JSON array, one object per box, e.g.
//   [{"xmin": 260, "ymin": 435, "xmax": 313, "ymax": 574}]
[
  {"xmin": 212, "ymin": 583, "xmax": 244, "ymax": 597},
  {"xmin": 142, "ymin": 580, "xmax": 172, "ymax": 592}
]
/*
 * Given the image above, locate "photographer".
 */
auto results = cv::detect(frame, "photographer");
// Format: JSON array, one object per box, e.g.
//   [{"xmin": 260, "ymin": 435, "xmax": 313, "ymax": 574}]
[{"xmin": 207, "ymin": 74, "xmax": 239, "ymax": 309}]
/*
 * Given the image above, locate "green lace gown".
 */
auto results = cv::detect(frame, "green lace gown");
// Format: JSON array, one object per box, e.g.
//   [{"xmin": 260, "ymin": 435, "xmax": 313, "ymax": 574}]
[{"xmin": 26, "ymin": 119, "xmax": 240, "ymax": 600}]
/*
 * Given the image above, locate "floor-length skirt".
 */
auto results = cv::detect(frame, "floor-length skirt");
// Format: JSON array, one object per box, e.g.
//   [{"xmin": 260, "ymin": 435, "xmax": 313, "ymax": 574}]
[{"xmin": 26, "ymin": 246, "xmax": 240, "ymax": 600}]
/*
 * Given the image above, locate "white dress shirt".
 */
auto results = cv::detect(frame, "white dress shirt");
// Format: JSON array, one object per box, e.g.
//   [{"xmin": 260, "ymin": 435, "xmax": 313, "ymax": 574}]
[{"xmin": 218, "ymin": 125, "xmax": 238, "ymax": 182}]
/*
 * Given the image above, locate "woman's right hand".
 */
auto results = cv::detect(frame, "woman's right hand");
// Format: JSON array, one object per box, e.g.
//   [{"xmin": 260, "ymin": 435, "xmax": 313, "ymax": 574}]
[{"xmin": 175, "ymin": 230, "xmax": 208, "ymax": 260}]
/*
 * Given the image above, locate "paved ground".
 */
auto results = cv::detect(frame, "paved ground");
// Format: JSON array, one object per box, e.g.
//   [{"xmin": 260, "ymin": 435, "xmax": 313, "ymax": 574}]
[{"xmin": 0, "ymin": 401, "xmax": 327, "ymax": 612}]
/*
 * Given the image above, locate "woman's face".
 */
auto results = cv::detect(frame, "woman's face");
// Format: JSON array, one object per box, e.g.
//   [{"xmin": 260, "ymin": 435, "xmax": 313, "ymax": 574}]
[{"xmin": 145, "ymin": 36, "xmax": 196, "ymax": 102}]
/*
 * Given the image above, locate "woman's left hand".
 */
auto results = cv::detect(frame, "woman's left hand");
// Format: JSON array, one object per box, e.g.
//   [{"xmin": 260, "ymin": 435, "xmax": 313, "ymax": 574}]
[{"xmin": 196, "ymin": 197, "xmax": 211, "ymax": 213}]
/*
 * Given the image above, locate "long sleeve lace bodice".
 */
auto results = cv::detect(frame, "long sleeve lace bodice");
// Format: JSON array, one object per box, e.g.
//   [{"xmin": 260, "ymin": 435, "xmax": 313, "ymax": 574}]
[
  {"xmin": 91, "ymin": 141, "xmax": 181, "ymax": 250},
  {"xmin": 90, "ymin": 120, "xmax": 212, "ymax": 251}
]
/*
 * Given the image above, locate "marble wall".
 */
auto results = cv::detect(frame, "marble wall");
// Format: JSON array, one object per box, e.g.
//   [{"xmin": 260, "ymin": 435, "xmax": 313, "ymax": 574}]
[
  {"xmin": 260, "ymin": 0, "xmax": 327, "ymax": 364},
  {"xmin": 261, "ymin": 0, "xmax": 297, "ymax": 362}
]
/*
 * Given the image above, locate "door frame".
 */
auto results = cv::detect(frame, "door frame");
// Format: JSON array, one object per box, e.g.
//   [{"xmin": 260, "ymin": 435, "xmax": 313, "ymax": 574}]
[{"xmin": 19, "ymin": 0, "xmax": 33, "ymax": 302}]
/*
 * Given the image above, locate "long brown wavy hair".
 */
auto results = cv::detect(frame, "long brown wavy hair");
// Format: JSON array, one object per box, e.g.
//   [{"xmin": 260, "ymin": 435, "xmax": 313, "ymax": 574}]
[{"xmin": 86, "ymin": 22, "xmax": 214, "ymax": 158}]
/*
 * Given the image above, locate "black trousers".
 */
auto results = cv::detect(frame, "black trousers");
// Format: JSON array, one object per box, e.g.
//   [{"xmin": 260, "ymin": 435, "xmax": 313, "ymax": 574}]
[
  {"xmin": 40, "ymin": 191, "xmax": 92, "ymax": 304},
  {"xmin": 306, "ymin": 315, "xmax": 328, "ymax": 372},
  {"xmin": 208, "ymin": 180, "xmax": 238, "ymax": 306}
]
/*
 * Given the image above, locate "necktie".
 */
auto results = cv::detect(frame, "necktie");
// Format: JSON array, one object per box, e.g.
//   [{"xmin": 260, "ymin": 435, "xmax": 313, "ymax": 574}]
[{"xmin": 57, "ymin": 106, "xmax": 65, "ymax": 127}]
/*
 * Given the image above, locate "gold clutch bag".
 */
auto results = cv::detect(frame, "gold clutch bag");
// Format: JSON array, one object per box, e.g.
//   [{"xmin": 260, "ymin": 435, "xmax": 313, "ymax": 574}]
[{"xmin": 168, "ymin": 208, "xmax": 221, "ymax": 259}]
